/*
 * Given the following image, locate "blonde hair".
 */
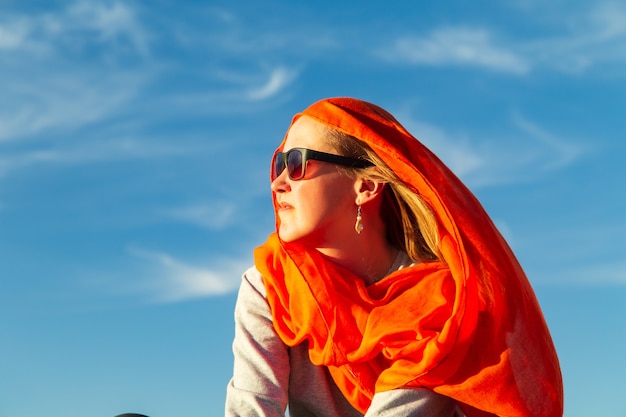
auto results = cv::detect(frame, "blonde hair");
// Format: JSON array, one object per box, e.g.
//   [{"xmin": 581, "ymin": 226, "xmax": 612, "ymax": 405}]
[{"xmin": 326, "ymin": 129, "xmax": 441, "ymax": 262}]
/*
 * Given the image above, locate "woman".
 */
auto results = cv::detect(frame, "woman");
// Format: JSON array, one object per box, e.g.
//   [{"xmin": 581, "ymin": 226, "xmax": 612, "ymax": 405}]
[{"xmin": 225, "ymin": 97, "xmax": 563, "ymax": 417}]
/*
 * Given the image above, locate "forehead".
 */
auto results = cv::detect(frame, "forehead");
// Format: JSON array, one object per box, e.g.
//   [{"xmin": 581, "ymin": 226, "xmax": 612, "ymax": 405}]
[{"xmin": 283, "ymin": 116, "xmax": 335, "ymax": 152}]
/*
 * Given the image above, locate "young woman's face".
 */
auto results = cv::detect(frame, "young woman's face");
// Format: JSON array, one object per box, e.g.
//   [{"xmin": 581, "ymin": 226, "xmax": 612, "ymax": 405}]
[{"xmin": 271, "ymin": 116, "xmax": 359, "ymax": 248}]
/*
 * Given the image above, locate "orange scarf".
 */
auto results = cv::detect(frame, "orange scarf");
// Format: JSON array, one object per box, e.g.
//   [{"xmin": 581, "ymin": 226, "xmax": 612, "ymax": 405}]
[{"xmin": 254, "ymin": 98, "xmax": 563, "ymax": 417}]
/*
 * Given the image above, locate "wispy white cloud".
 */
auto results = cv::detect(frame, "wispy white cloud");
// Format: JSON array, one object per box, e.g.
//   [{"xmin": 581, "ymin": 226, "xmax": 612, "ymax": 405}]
[
  {"xmin": 0, "ymin": 134, "xmax": 206, "ymax": 179},
  {"xmin": 0, "ymin": 18, "xmax": 29, "ymax": 50},
  {"xmin": 0, "ymin": 73, "xmax": 146, "ymax": 143},
  {"xmin": 380, "ymin": 27, "xmax": 530, "ymax": 74},
  {"xmin": 377, "ymin": 2, "xmax": 626, "ymax": 75},
  {"xmin": 0, "ymin": 2, "xmax": 303, "ymax": 147},
  {"xmin": 0, "ymin": 1, "xmax": 149, "ymax": 57},
  {"xmin": 399, "ymin": 112, "xmax": 586, "ymax": 187},
  {"xmin": 541, "ymin": 260, "xmax": 626, "ymax": 286},
  {"xmin": 520, "ymin": 3, "xmax": 626, "ymax": 74},
  {"xmin": 0, "ymin": 2, "xmax": 155, "ymax": 144},
  {"xmin": 400, "ymin": 118, "xmax": 485, "ymax": 179},
  {"xmin": 594, "ymin": 2, "xmax": 626, "ymax": 38},
  {"xmin": 246, "ymin": 67, "xmax": 298, "ymax": 100},
  {"xmin": 65, "ymin": 1, "xmax": 149, "ymax": 55},
  {"xmin": 126, "ymin": 247, "xmax": 245, "ymax": 302},
  {"xmin": 585, "ymin": 261, "xmax": 626, "ymax": 285},
  {"xmin": 162, "ymin": 201, "xmax": 238, "ymax": 230},
  {"xmin": 510, "ymin": 113, "xmax": 584, "ymax": 170},
  {"xmin": 515, "ymin": 219, "xmax": 626, "ymax": 287}
]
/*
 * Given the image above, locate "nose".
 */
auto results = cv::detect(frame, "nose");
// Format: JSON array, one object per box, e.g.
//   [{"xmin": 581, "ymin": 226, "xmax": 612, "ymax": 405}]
[{"xmin": 271, "ymin": 170, "xmax": 291, "ymax": 193}]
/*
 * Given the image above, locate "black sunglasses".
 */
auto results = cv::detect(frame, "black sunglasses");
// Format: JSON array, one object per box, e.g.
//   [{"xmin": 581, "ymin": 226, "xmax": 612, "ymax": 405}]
[{"xmin": 272, "ymin": 147, "xmax": 373, "ymax": 181}]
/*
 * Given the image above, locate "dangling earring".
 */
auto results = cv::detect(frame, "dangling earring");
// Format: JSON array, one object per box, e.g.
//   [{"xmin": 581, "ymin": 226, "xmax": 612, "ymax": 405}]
[{"xmin": 355, "ymin": 205, "xmax": 364, "ymax": 234}]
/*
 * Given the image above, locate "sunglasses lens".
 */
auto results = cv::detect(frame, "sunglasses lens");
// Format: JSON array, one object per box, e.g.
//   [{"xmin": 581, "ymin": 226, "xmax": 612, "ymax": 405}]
[
  {"xmin": 287, "ymin": 149, "xmax": 304, "ymax": 180},
  {"xmin": 272, "ymin": 149, "xmax": 305, "ymax": 180},
  {"xmin": 273, "ymin": 152, "xmax": 286, "ymax": 180}
]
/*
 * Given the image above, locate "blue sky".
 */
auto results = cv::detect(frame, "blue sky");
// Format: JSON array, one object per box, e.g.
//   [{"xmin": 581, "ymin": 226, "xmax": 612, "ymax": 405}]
[{"xmin": 1, "ymin": 0, "xmax": 625, "ymax": 416}]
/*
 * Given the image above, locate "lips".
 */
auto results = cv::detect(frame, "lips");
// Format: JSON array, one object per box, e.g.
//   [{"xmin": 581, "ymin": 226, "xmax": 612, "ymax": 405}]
[{"xmin": 276, "ymin": 200, "xmax": 293, "ymax": 211}]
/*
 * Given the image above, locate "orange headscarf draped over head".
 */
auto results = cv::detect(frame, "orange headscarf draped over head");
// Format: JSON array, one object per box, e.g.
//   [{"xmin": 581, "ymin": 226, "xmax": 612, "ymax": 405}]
[{"xmin": 254, "ymin": 97, "xmax": 563, "ymax": 417}]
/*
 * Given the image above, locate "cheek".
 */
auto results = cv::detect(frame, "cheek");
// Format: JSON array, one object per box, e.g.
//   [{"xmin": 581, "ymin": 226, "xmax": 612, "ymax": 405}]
[{"xmin": 303, "ymin": 181, "xmax": 356, "ymax": 223}]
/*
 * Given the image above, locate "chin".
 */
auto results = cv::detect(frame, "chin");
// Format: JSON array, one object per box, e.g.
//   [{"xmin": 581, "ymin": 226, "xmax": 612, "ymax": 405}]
[
  {"xmin": 277, "ymin": 227, "xmax": 299, "ymax": 243},
  {"xmin": 279, "ymin": 227, "xmax": 318, "ymax": 245}
]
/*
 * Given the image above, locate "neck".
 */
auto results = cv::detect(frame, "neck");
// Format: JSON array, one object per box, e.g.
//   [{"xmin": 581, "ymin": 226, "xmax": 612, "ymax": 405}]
[{"xmin": 316, "ymin": 230, "xmax": 399, "ymax": 285}]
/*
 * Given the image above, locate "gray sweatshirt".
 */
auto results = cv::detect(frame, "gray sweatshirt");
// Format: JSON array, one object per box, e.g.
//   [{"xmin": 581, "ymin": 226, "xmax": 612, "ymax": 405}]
[{"xmin": 225, "ymin": 265, "xmax": 465, "ymax": 417}]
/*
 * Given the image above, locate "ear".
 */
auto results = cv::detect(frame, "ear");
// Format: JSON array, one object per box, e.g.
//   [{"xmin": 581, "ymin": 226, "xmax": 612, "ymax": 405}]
[{"xmin": 354, "ymin": 177, "xmax": 386, "ymax": 206}]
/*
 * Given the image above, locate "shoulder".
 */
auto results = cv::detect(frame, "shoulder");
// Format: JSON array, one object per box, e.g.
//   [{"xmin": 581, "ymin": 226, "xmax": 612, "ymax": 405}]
[{"xmin": 241, "ymin": 265, "xmax": 267, "ymax": 298}]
